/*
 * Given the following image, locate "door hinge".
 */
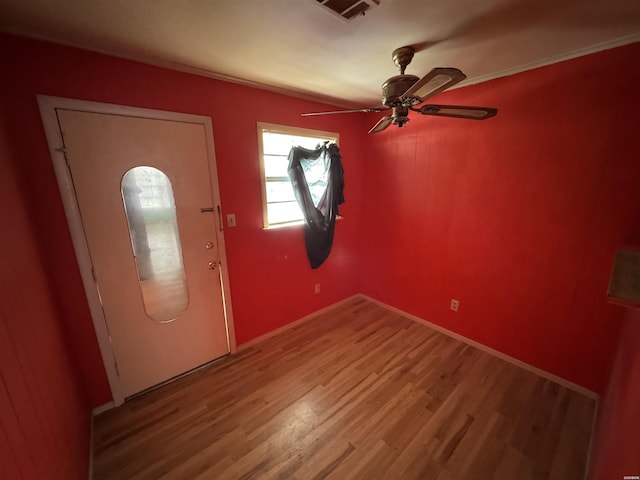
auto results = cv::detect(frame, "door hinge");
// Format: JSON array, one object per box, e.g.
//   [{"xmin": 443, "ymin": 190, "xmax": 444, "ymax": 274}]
[
  {"xmin": 114, "ymin": 361, "xmax": 120, "ymax": 376},
  {"xmin": 55, "ymin": 146, "xmax": 70, "ymax": 167},
  {"xmin": 91, "ymin": 266, "xmax": 97, "ymax": 282}
]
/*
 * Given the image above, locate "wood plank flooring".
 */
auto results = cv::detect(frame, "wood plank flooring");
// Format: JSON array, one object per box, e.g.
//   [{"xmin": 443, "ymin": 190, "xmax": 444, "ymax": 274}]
[{"xmin": 92, "ymin": 297, "xmax": 596, "ymax": 480}]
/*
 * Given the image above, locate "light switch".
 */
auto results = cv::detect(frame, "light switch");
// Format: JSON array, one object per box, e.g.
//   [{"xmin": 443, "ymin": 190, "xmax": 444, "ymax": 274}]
[{"xmin": 227, "ymin": 214, "xmax": 236, "ymax": 227}]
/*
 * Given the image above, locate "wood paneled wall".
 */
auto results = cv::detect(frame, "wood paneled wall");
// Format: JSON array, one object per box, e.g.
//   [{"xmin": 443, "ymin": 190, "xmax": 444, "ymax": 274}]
[
  {"xmin": 0, "ymin": 114, "xmax": 90, "ymax": 479},
  {"xmin": 0, "ymin": 32, "xmax": 366, "ymax": 406},
  {"xmin": 359, "ymin": 41, "xmax": 640, "ymax": 394},
  {"xmin": 589, "ymin": 308, "xmax": 640, "ymax": 479}
]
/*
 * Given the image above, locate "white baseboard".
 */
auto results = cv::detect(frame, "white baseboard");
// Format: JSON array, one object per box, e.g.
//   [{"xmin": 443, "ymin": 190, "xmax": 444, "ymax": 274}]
[
  {"xmin": 359, "ymin": 294, "xmax": 599, "ymax": 400},
  {"xmin": 92, "ymin": 401, "xmax": 115, "ymax": 416},
  {"xmin": 86, "ymin": 292, "xmax": 600, "ymax": 479},
  {"xmin": 90, "ymin": 292, "xmax": 598, "ymax": 403},
  {"xmin": 237, "ymin": 295, "xmax": 360, "ymax": 350}
]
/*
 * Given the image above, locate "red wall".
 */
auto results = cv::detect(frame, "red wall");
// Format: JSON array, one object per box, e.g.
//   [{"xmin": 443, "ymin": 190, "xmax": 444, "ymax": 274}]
[
  {"xmin": 3, "ymin": 33, "xmax": 640, "ymax": 474},
  {"xmin": 358, "ymin": 42, "xmax": 640, "ymax": 394},
  {"xmin": 1, "ymin": 33, "xmax": 366, "ymax": 408},
  {"xmin": 2, "ymin": 30, "xmax": 640, "ymax": 479},
  {"xmin": 589, "ymin": 308, "xmax": 640, "ymax": 479},
  {"xmin": 0, "ymin": 109, "xmax": 89, "ymax": 478}
]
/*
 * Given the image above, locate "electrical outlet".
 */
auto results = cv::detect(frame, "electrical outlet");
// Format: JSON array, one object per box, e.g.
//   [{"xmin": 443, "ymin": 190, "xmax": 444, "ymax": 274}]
[
  {"xmin": 450, "ymin": 299, "xmax": 459, "ymax": 312},
  {"xmin": 315, "ymin": 283, "xmax": 321, "ymax": 294},
  {"xmin": 226, "ymin": 214, "xmax": 236, "ymax": 227}
]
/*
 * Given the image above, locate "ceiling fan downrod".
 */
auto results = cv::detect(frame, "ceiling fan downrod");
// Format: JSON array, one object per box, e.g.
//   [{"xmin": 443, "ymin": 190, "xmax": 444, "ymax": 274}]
[{"xmin": 392, "ymin": 46, "xmax": 415, "ymax": 75}]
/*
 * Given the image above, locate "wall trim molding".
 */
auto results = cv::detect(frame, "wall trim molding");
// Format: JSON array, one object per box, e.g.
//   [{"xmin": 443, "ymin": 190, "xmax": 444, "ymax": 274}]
[
  {"xmin": 2, "ymin": 28, "xmax": 353, "ymax": 109},
  {"xmin": 237, "ymin": 295, "xmax": 360, "ymax": 351},
  {"xmin": 9, "ymin": 29, "xmax": 639, "ymax": 110},
  {"xmin": 459, "ymin": 33, "xmax": 640, "ymax": 90},
  {"xmin": 237, "ymin": 293, "xmax": 599, "ymax": 399},
  {"xmin": 91, "ymin": 401, "xmax": 116, "ymax": 416},
  {"xmin": 87, "ymin": 292, "xmax": 598, "ymax": 412},
  {"xmin": 358, "ymin": 294, "xmax": 599, "ymax": 400},
  {"xmin": 86, "ymin": 293, "xmax": 601, "ymax": 474}
]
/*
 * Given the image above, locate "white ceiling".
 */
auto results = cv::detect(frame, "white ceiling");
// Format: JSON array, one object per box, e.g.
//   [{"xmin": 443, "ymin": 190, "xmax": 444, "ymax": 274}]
[{"xmin": 1, "ymin": 0, "xmax": 639, "ymax": 107}]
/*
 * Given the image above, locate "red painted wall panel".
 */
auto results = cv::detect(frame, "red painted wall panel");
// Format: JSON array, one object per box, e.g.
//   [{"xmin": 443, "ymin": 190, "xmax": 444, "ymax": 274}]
[
  {"xmin": 1, "ymin": 33, "xmax": 366, "ymax": 407},
  {"xmin": 589, "ymin": 308, "xmax": 640, "ymax": 478},
  {"xmin": 358, "ymin": 42, "xmax": 640, "ymax": 394},
  {"xmin": 0, "ymin": 112, "xmax": 89, "ymax": 478},
  {"xmin": 0, "ymin": 420, "xmax": 25, "ymax": 480},
  {"xmin": 3, "ymin": 31, "xmax": 639, "ymax": 407}
]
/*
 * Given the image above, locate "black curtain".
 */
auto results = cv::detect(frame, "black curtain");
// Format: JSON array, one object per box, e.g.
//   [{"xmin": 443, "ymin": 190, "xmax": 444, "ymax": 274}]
[{"xmin": 287, "ymin": 142, "xmax": 344, "ymax": 269}]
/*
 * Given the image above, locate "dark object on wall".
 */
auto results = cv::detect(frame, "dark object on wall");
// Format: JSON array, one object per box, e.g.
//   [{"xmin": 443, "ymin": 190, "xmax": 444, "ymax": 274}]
[{"xmin": 288, "ymin": 143, "xmax": 344, "ymax": 269}]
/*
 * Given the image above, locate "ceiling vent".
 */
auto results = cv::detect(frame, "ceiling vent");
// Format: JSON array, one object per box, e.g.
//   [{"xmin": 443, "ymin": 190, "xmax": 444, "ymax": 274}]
[{"xmin": 315, "ymin": 0, "xmax": 380, "ymax": 20}]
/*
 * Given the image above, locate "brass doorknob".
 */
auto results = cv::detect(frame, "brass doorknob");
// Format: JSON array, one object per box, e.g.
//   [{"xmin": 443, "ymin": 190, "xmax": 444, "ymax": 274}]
[
  {"xmin": 205, "ymin": 241, "xmax": 214, "ymax": 249},
  {"xmin": 208, "ymin": 261, "xmax": 217, "ymax": 270}
]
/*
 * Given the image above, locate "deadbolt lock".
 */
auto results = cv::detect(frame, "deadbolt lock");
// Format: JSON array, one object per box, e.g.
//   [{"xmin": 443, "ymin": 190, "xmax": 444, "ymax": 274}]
[{"xmin": 205, "ymin": 241, "xmax": 214, "ymax": 249}]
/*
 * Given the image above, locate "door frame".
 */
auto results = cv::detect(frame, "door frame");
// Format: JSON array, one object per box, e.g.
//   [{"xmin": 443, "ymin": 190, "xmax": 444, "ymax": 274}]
[{"xmin": 38, "ymin": 95, "xmax": 237, "ymax": 407}]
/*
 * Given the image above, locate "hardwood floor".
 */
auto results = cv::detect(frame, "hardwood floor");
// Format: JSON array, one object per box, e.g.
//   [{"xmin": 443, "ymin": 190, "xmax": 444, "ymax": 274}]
[{"xmin": 92, "ymin": 297, "xmax": 596, "ymax": 479}]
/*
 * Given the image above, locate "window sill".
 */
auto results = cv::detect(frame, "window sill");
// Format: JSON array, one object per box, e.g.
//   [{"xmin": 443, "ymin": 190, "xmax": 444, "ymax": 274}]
[
  {"xmin": 263, "ymin": 220, "xmax": 305, "ymax": 230},
  {"xmin": 263, "ymin": 216, "xmax": 344, "ymax": 231}
]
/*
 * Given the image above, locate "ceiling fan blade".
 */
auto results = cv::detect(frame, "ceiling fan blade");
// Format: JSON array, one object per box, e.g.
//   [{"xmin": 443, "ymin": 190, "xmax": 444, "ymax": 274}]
[
  {"xmin": 368, "ymin": 115, "xmax": 393, "ymax": 134},
  {"xmin": 418, "ymin": 104, "xmax": 497, "ymax": 120},
  {"xmin": 401, "ymin": 68, "xmax": 466, "ymax": 103},
  {"xmin": 301, "ymin": 107, "xmax": 388, "ymax": 117}
]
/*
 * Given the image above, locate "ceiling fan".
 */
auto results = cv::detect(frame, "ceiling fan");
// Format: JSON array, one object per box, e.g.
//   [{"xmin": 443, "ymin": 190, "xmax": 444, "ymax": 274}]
[{"xmin": 302, "ymin": 46, "xmax": 497, "ymax": 134}]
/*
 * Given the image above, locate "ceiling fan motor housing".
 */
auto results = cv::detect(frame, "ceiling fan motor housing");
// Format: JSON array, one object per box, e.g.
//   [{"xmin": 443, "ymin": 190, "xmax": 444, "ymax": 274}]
[{"xmin": 381, "ymin": 74, "xmax": 419, "ymax": 108}]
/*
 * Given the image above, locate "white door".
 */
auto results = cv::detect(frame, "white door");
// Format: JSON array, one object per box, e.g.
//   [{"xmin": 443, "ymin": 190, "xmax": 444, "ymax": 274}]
[{"xmin": 57, "ymin": 109, "xmax": 230, "ymax": 398}]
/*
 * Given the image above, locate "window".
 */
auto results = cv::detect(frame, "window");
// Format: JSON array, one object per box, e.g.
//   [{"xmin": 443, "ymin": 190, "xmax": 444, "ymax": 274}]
[
  {"xmin": 258, "ymin": 122, "xmax": 339, "ymax": 228},
  {"xmin": 121, "ymin": 166, "xmax": 189, "ymax": 322}
]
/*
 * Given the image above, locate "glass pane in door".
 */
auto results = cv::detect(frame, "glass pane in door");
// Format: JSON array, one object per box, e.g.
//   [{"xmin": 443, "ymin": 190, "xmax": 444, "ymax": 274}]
[{"xmin": 121, "ymin": 166, "xmax": 189, "ymax": 322}]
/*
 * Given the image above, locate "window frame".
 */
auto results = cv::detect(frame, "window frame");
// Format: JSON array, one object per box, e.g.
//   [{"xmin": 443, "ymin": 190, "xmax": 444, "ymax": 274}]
[{"xmin": 257, "ymin": 122, "xmax": 339, "ymax": 229}]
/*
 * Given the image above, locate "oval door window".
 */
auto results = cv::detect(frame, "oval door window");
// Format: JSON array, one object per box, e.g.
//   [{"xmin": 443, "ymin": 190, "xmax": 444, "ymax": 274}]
[{"xmin": 121, "ymin": 166, "xmax": 189, "ymax": 322}]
